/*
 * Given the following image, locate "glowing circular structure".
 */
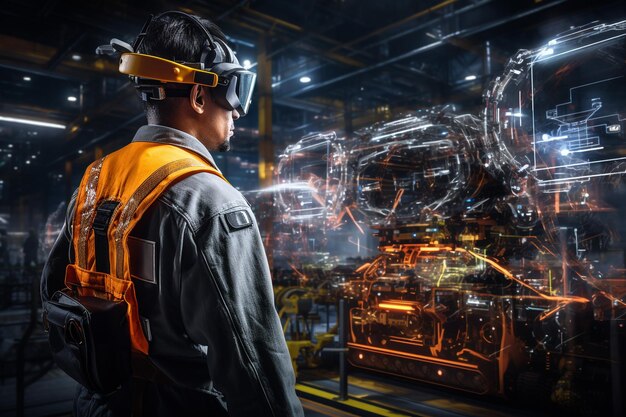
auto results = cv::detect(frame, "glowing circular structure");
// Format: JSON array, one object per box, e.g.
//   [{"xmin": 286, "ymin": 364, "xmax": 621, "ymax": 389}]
[
  {"xmin": 353, "ymin": 107, "xmax": 487, "ymax": 226},
  {"xmin": 275, "ymin": 131, "xmax": 347, "ymax": 227}
]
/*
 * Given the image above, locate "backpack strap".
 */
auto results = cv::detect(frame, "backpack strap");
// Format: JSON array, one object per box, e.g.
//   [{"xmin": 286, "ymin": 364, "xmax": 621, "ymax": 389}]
[
  {"xmin": 92, "ymin": 200, "xmax": 120, "ymax": 273},
  {"xmin": 70, "ymin": 151, "xmax": 226, "ymax": 355},
  {"xmin": 111, "ymin": 158, "xmax": 223, "ymax": 280}
]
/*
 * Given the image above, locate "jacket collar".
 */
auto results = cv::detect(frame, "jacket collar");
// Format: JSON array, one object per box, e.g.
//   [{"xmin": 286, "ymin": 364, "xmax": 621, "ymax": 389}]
[{"xmin": 132, "ymin": 124, "xmax": 221, "ymax": 172}]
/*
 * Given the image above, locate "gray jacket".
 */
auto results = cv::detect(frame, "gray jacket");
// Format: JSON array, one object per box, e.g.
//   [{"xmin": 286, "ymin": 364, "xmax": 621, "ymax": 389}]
[{"xmin": 41, "ymin": 125, "xmax": 304, "ymax": 417}]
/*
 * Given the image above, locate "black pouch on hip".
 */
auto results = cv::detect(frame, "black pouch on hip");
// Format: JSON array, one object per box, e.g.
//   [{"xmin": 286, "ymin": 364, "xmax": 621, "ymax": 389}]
[{"xmin": 43, "ymin": 289, "xmax": 131, "ymax": 393}]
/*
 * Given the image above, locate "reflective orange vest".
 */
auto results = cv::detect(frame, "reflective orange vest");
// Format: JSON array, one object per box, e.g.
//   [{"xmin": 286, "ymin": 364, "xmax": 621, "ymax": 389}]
[{"xmin": 66, "ymin": 141, "xmax": 227, "ymax": 354}]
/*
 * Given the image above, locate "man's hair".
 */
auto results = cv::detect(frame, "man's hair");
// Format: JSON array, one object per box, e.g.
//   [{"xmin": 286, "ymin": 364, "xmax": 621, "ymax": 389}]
[{"xmin": 136, "ymin": 13, "xmax": 228, "ymax": 117}]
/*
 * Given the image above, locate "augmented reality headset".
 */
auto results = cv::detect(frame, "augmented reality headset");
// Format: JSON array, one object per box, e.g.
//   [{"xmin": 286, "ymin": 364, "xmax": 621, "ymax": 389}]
[{"xmin": 96, "ymin": 11, "xmax": 256, "ymax": 116}]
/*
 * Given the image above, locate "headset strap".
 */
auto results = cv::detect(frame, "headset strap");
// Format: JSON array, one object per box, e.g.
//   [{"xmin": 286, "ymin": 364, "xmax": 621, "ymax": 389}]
[{"xmin": 132, "ymin": 14, "xmax": 154, "ymax": 52}]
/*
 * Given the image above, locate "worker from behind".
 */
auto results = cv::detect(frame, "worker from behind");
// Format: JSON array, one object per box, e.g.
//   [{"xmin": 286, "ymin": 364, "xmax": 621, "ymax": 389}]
[{"xmin": 41, "ymin": 10, "xmax": 304, "ymax": 417}]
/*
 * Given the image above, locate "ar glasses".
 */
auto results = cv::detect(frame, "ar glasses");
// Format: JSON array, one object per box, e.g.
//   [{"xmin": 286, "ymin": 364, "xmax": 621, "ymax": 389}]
[
  {"xmin": 118, "ymin": 53, "xmax": 256, "ymax": 115},
  {"xmin": 97, "ymin": 11, "xmax": 256, "ymax": 116}
]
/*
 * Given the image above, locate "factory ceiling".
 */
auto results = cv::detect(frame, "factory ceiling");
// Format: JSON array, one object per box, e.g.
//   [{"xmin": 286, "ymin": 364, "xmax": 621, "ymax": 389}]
[{"xmin": 0, "ymin": 0, "xmax": 623, "ymax": 205}]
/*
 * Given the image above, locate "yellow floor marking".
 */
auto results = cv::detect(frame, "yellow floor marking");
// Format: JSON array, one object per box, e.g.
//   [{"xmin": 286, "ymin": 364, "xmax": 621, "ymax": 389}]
[
  {"xmin": 296, "ymin": 384, "xmax": 417, "ymax": 417},
  {"xmin": 328, "ymin": 376, "xmax": 397, "ymax": 395},
  {"xmin": 300, "ymin": 397, "xmax": 361, "ymax": 417}
]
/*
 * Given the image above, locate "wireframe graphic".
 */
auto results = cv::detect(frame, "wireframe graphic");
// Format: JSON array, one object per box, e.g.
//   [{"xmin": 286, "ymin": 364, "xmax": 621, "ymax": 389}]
[
  {"xmin": 351, "ymin": 109, "xmax": 485, "ymax": 225},
  {"xmin": 275, "ymin": 132, "xmax": 347, "ymax": 227},
  {"xmin": 485, "ymin": 20, "xmax": 626, "ymax": 191},
  {"xmin": 274, "ymin": 20, "xmax": 626, "ymax": 414}
]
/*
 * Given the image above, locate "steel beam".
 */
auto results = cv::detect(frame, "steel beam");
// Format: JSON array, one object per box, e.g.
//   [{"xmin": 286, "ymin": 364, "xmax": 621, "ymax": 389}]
[{"xmin": 280, "ymin": 0, "xmax": 567, "ymax": 98}]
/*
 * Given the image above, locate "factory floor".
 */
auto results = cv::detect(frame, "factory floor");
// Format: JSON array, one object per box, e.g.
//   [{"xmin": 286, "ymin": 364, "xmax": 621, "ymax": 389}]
[
  {"xmin": 0, "ymin": 302, "xmax": 606, "ymax": 417},
  {"xmin": 1, "ymin": 370, "xmax": 357, "ymax": 417},
  {"xmin": 0, "ymin": 304, "xmax": 558, "ymax": 417},
  {"xmin": 296, "ymin": 368, "xmax": 553, "ymax": 417},
  {"xmin": 1, "ymin": 365, "xmax": 555, "ymax": 417}
]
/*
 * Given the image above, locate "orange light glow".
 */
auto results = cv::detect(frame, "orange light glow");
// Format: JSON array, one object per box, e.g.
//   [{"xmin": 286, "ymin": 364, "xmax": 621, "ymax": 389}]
[
  {"xmin": 348, "ymin": 343, "xmax": 479, "ymax": 369},
  {"xmin": 288, "ymin": 262, "xmax": 307, "ymax": 280},
  {"xmin": 355, "ymin": 262, "xmax": 372, "ymax": 273},
  {"xmin": 458, "ymin": 248, "xmax": 589, "ymax": 304},
  {"xmin": 391, "ymin": 188, "xmax": 405, "ymax": 212},
  {"xmin": 346, "ymin": 206, "xmax": 365, "ymax": 235},
  {"xmin": 419, "ymin": 246, "xmax": 453, "ymax": 252},
  {"xmin": 378, "ymin": 303, "xmax": 415, "ymax": 311}
]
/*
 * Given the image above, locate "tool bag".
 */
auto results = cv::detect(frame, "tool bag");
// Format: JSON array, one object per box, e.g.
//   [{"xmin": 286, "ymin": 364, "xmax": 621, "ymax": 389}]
[{"xmin": 43, "ymin": 142, "xmax": 226, "ymax": 393}]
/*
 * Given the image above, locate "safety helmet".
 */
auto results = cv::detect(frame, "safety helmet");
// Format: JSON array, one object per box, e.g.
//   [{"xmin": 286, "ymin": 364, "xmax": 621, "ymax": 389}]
[{"xmin": 97, "ymin": 11, "xmax": 256, "ymax": 116}]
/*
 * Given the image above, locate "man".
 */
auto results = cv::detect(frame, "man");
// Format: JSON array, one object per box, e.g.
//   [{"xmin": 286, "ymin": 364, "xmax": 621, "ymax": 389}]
[{"xmin": 41, "ymin": 11, "xmax": 304, "ymax": 417}]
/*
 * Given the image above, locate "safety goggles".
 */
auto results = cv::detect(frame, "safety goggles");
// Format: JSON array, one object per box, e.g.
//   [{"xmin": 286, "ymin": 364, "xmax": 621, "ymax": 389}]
[{"xmin": 119, "ymin": 53, "xmax": 256, "ymax": 115}]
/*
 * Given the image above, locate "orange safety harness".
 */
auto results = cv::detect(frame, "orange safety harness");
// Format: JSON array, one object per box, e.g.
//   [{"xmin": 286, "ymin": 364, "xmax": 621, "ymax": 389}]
[{"xmin": 66, "ymin": 141, "xmax": 227, "ymax": 354}]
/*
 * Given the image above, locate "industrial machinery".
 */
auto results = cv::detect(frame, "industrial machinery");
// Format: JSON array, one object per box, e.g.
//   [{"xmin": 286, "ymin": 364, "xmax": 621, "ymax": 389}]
[{"xmin": 274, "ymin": 20, "xmax": 626, "ymax": 413}]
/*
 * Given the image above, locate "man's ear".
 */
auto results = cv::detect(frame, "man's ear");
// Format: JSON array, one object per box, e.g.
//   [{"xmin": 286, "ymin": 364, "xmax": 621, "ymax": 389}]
[{"xmin": 189, "ymin": 84, "xmax": 205, "ymax": 114}]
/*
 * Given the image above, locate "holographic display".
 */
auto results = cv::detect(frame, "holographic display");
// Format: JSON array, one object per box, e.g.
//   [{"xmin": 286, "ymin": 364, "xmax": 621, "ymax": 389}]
[{"xmin": 275, "ymin": 20, "xmax": 626, "ymax": 414}]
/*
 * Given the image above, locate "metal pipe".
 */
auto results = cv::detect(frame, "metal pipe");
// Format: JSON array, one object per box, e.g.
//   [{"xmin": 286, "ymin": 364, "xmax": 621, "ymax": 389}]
[
  {"xmin": 45, "ymin": 33, "xmax": 86, "ymax": 70},
  {"xmin": 271, "ymin": 0, "xmax": 493, "ymax": 88},
  {"xmin": 215, "ymin": 0, "xmax": 250, "ymax": 22},
  {"xmin": 283, "ymin": 39, "xmax": 444, "ymax": 98},
  {"xmin": 281, "ymin": 0, "xmax": 567, "ymax": 98},
  {"xmin": 328, "ymin": 0, "xmax": 457, "ymax": 54},
  {"xmin": 274, "ymin": 97, "xmax": 326, "ymax": 113},
  {"xmin": 338, "ymin": 298, "xmax": 348, "ymax": 401},
  {"xmin": 366, "ymin": 0, "xmax": 493, "ymax": 50},
  {"xmin": 252, "ymin": 0, "xmax": 437, "ymax": 71},
  {"xmin": 485, "ymin": 40, "xmax": 492, "ymax": 78}
]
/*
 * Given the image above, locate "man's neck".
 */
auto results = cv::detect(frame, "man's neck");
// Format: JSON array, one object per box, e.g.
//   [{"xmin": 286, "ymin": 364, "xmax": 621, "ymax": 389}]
[{"xmin": 147, "ymin": 117, "xmax": 199, "ymax": 140}]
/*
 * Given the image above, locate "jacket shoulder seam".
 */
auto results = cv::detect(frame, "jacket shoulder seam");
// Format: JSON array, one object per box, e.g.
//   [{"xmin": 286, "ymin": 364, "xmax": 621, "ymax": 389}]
[{"xmin": 157, "ymin": 194, "xmax": 202, "ymax": 232}]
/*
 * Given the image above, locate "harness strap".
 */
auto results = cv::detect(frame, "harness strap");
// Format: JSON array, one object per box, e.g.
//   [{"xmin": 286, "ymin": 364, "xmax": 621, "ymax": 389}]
[
  {"xmin": 92, "ymin": 200, "xmax": 120, "ymax": 273},
  {"xmin": 70, "ymin": 143, "xmax": 228, "ymax": 356}
]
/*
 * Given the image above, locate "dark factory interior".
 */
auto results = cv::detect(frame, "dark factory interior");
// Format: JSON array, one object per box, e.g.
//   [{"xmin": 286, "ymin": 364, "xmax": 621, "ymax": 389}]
[{"xmin": 0, "ymin": 1, "xmax": 625, "ymax": 416}]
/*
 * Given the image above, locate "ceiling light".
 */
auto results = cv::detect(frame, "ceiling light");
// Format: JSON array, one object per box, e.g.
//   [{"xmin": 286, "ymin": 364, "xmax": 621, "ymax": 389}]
[
  {"xmin": 8, "ymin": 144, "xmax": 13, "ymax": 148},
  {"xmin": 242, "ymin": 59, "xmax": 252, "ymax": 69},
  {"xmin": 67, "ymin": 96, "xmax": 77, "ymax": 102},
  {"xmin": 464, "ymin": 75, "xmax": 477, "ymax": 81},
  {"xmin": 23, "ymin": 76, "xmax": 31, "ymax": 82},
  {"xmin": 26, "ymin": 160, "xmax": 30, "ymax": 165},
  {"xmin": 71, "ymin": 54, "xmax": 82, "ymax": 61},
  {"xmin": 78, "ymin": 149, "xmax": 84, "ymax": 154},
  {"xmin": 0, "ymin": 115, "xmax": 65, "ymax": 129},
  {"xmin": 299, "ymin": 76, "xmax": 311, "ymax": 83}
]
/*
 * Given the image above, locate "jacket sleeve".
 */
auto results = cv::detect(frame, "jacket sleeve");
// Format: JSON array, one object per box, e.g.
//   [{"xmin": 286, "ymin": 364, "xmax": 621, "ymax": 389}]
[
  {"xmin": 180, "ymin": 203, "xmax": 304, "ymax": 417},
  {"xmin": 41, "ymin": 191, "xmax": 77, "ymax": 302}
]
